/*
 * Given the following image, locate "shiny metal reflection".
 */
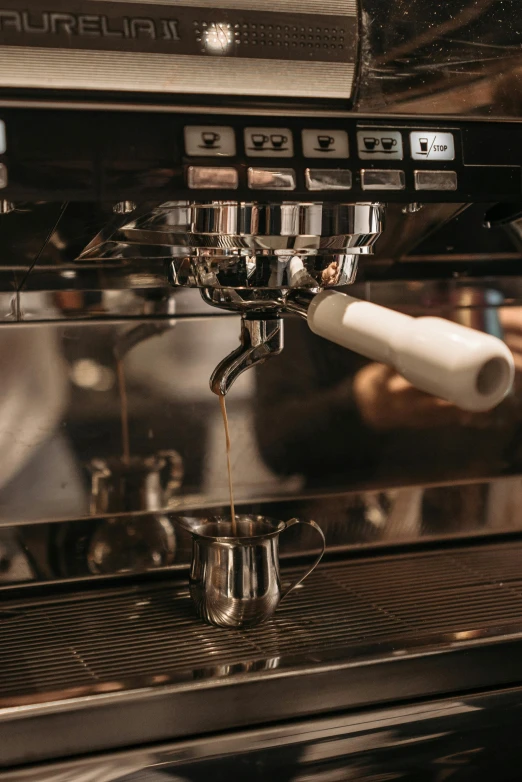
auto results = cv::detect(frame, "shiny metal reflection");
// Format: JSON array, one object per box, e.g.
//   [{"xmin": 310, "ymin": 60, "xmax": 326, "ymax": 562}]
[
  {"xmin": 113, "ymin": 201, "xmax": 137, "ymax": 215},
  {"xmin": 87, "ymin": 515, "xmax": 177, "ymax": 575},
  {"xmin": 181, "ymin": 515, "xmax": 325, "ymax": 628},
  {"xmin": 81, "ymin": 202, "xmax": 384, "ymax": 287},
  {"xmin": 169, "ymin": 250, "xmax": 359, "ymax": 292},
  {"xmin": 88, "ymin": 452, "xmax": 183, "ymax": 515}
]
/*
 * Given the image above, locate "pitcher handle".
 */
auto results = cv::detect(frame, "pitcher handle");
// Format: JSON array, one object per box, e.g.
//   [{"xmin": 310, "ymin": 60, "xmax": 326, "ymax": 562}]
[{"xmin": 280, "ymin": 518, "xmax": 326, "ymax": 602}]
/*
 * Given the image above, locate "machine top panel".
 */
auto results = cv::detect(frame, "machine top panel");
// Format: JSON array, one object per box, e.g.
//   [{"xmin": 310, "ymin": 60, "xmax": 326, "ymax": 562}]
[{"xmin": 0, "ymin": 0, "xmax": 357, "ymax": 100}]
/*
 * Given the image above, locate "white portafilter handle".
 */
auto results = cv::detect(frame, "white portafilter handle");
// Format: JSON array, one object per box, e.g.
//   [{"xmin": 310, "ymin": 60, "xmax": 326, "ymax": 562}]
[{"xmin": 307, "ymin": 290, "xmax": 515, "ymax": 413}]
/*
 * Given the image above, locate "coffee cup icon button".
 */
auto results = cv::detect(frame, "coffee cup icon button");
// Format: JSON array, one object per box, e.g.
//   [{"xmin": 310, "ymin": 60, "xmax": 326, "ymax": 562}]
[
  {"xmin": 250, "ymin": 133, "xmax": 288, "ymax": 151},
  {"xmin": 302, "ymin": 129, "xmax": 349, "ymax": 158},
  {"xmin": 357, "ymin": 130, "xmax": 403, "ymax": 159},
  {"xmin": 245, "ymin": 128, "xmax": 294, "ymax": 156},
  {"xmin": 363, "ymin": 137, "xmax": 379, "ymax": 151},
  {"xmin": 381, "ymin": 137, "xmax": 397, "ymax": 151},
  {"xmin": 317, "ymin": 135, "xmax": 335, "ymax": 150},
  {"xmin": 252, "ymin": 134, "xmax": 269, "ymax": 148},
  {"xmin": 185, "ymin": 126, "xmax": 236, "ymax": 156},
  {"xmin": 270, "ymin": 134, "xmax": 288, "ymax": 149},
  {"xmin": 201, "ymin": 131, "xmax": 220, "ymax": 148}
]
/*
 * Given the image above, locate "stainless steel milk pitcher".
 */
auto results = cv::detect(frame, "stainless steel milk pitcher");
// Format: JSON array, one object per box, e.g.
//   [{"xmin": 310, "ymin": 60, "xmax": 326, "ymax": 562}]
[{"xmin": 177, "ymin": 515, "xmax": 325, "ymax": 629}]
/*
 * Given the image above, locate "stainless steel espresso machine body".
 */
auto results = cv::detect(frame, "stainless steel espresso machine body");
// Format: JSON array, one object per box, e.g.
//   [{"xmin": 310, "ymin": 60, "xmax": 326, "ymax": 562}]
[{"xmin": 3, "ymin": 0, "xmax": 522, "ymax": 779}]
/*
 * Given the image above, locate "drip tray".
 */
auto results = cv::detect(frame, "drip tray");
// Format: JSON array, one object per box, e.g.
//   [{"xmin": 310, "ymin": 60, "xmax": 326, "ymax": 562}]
[{"xmin": 4, "ymin": 540, "xmax": 522, "ymax": 767}]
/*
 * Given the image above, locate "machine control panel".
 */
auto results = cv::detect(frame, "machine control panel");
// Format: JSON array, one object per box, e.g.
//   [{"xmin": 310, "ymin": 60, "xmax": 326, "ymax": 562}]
[
  {"xmin": 180, "ymin": 121, "xmax": 463, "ymax": 195},
  {"xmin": 305, "ymin": 169, "xmax": 352, "ymax": 191},
  {"xmin": 361, "ymin": 169, "xmax": 405, "ymax": 191},
  {"xmin": 247, "ymin": 167, "xmax": 296, "ymax": 190},
  {"xmin": 0, "ymin": 109, "xmax": 519, "ymax": 203},
  {"xmin": 410, "ymin": 131, "xmax": 455, "ymax": 161},
  {"xmin": 302, "ymin": 130, "xmax": 350, "ymax": 159},
  {"xmin": 184, "ymin": 126, "xmax": 236, "ymax": 157},
  {"xmin": 244, "ymin": 128, "xmax": 294, "ymax": 158},
  {"xmin": 357, "ymin": 130, "xmax": 404, "ymax": 160},
  {"xmin": 187, "ymin": 166, "xmax": 239, "ymax": 189},
  {"xmin": 414, "ymin": 170, "xmax": 457, "ymax": 191}
]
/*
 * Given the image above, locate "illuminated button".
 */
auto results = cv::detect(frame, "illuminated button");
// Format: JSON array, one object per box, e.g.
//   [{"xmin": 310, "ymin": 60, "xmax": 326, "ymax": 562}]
[
  {"xmin": 187, "ymin": 166, "xmax": 238, "ymax": 189},
  {"xmin": 248, "ymin": 168, "xmax": 296, "ymax": 190},
  {"xmin": 244, "ymin": 128, "xmax": 294, "ymax": 158},
  {"xmin": 302, "ymin": 130, "xmax": 349, "ymax": 159},
  {"xmin": 0, "ymin": 164, "xmax": 7, "ymax": 188},
  {"xmin": 0, "ymin": 121, "xmax": 6, "ymax": 154},
  {"xmin": 414, "ymin": 170, "xmax": 457, "ymax": 191},
  {"xmin": 357, "ymin": 130, "xmax": 403, "ymax": 160},
  {"xmin": 410, "ymin": 132, "xmax": 455, "ymax": 161},
  {"xmin": 184, "ymin": 126, "xmax": 236, "ymax": 157},
  {"xmin": 361, "ymin": 169, "xmax": 405, "ymax": 190},
  {"xmin": 306, "ymin": 169, "xmax": 352, "ymax": 191}
]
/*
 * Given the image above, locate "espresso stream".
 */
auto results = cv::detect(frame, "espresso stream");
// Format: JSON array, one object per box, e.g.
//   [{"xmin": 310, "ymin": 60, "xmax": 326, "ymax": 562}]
[{"xmin": 219, "ymin": 393, "xmax": 237, "ymax": 535}]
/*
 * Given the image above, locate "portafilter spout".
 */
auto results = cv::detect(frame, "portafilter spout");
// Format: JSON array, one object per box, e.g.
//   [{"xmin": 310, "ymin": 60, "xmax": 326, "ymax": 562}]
[{"xmin": 210, "ymin": 314, "xmax": 283, "ymax": 396}]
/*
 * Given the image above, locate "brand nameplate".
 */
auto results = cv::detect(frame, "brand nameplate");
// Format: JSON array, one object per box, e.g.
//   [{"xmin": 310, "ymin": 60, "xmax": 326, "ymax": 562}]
[{"xmin": 0, "ymin": 2, "xmax": 356, "ymax": 61}]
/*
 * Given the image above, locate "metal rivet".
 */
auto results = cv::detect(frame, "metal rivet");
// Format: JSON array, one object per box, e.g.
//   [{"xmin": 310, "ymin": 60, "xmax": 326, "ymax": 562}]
[{"xmin": 113, "ymin": 201, "xmax": 137, "ymax": 215}]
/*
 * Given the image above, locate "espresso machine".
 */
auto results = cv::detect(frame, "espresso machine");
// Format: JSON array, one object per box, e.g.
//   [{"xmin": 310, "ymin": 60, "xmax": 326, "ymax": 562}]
[{"xmin": 3, "ymin": 0, "xmax": 522, "ymax": 779}]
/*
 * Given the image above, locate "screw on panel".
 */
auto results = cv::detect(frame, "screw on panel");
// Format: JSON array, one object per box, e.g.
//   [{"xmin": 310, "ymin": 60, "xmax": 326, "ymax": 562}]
[
  {"xmin": 113, "ymin": 201, "xmax": 137, "ymax": 215},
  {"xmin": 402, "ymin": 203, "xmax": 423, "ymax": 214}
]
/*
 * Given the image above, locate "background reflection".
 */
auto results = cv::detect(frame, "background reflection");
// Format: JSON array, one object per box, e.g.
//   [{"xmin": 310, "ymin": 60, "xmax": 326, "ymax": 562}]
[{"xmin": 0, "ymin": 296, "xmax": 522, "ymax": 584}]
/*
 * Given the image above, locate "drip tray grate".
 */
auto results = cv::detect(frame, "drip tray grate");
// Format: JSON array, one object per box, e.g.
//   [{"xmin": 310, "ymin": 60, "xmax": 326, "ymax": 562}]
[
  {"xmin": 6, "ymin": 540, "xmax": 522, "ymax": 767},
  {"xmin": 3, "ymin": 540, "xmax": 522, "ymax": 705}
]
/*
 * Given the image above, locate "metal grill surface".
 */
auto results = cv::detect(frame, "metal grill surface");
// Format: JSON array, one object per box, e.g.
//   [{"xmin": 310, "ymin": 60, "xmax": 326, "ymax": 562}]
[{"xmin": 3, "ymin": 540, "xmax": 522, "ymax": 705}]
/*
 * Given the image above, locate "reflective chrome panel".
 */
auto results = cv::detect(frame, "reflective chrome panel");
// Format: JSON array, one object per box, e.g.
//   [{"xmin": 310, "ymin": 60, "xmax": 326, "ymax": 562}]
[
  {"xmin": 2, "ymin": 685, "xmax": 522, "ymax": 781},
  {"xmin": 80, "ymin": 202, "xmax": 385, "ymax": 283},
  {"xmin": 0, "ymin": 284, "xmax": 521, "ymax": 571}
]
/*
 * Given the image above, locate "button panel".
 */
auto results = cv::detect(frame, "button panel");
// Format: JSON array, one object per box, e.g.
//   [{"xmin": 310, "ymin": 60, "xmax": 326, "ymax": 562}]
[
  {"xmin": 414, "ymin": 170, "xmax": 457, "ymax": 191},
  {"xmin": 410, "ymin": 132, "xmax": 455, "ymax": 161},
  {"xmin": 180, "ymin": 124, "xmax": 462, "ymax": 195},
  {"xmin": 302, "ymin": 130, "xmax": 349, "ymax": 159},
  {"xmin": 3, "ymin": 106, "xmax": 520, "ymax": 204},
  {"xmin": 184, "ymin": 126, "xmax": 236, "ymax": 157},
  {"xmin": 245, "ymin": 128, "xmax": 294, "ymax": 158},
  {"xmin": 361, "ymin": 169, "xmax": 405, "ymax": 190},
  {"xmin": 306, "ymin": 169, "xmax": 352, "ymax": 191},
  {"xmin": 357, "ymin": 130, "xmax": 403, "ymax": 160},
  {"xmin": 187, "ymin": 166, "xmax": 238, "ymax": 189},
  {"xmin": 248, "ymin": 168, "xmax": 296, "ymax": 190}
]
